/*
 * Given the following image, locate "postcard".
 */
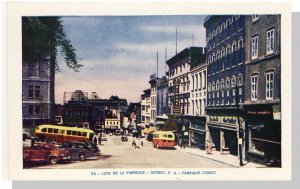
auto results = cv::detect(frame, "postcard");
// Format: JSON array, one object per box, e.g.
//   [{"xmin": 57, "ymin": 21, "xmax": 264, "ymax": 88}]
[{"xmin": 4, "ymin": 1, "xmax": 291, "ymax": 181}]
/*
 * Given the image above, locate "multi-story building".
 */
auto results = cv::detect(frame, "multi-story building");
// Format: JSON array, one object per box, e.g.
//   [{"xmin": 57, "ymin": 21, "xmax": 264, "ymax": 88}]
[
  {"xmin": 204, "ymin": 15, "xmax": 246, "ymax": 156},
  {"xmin": 141, "ymin": 89, "xmax": 151, "ymax": 128},
  {"xmin": 156, "ymin": 76, "xmax": 169, "ymax": 118},
  {"xmin": 63, "ymin": 90, "xmax": 128, "ymax": 132},
  {"xmin": 187, "ymin": 48, "xmax": 207, "ymax": 149},
  {"xmin": 22, "ymin": 56, "xmax": 55, "ymax": 128},
  {"xmin": 104, "ymin": 118, "xmax": 120, "ymax": 134},
  {"xmin": 244, "ymin": 15, "xmax": 281, "ymax": 165},
  {"xmin": 167, "ymin": 47, "xmax": 204, "ymax": 116},
  {"xmin": 149, "ymin": 74, "xmax": 159, "ymax": 125}
]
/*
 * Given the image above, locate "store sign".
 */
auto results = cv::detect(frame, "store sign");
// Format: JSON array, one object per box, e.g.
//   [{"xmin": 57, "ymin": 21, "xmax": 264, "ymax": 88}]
[{"xmin": 247, "ymin": 111, "xmax": 272, "ymax": 115}]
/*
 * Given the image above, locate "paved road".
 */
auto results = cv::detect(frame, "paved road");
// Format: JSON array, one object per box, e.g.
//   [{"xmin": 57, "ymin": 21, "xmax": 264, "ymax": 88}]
[{"xmin": 25, "ymin": 136, "xmax": 232, "ymax": 169}]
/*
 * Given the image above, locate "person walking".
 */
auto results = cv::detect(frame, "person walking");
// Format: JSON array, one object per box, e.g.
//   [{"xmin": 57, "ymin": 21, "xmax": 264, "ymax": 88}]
[
  {"xmin": 132, "ymin": 138, "xmax": 136, "ymax": 147},
  {"xmin": 135, "ymin": 138, "xmax": 140, "ymax": 149},
  {"xmin": 93, "ymin": 135, "xmax": 98, "ymax": 145}
]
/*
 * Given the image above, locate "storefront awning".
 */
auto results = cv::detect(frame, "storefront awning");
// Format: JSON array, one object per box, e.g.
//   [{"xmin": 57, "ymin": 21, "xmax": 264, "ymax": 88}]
[{"xmin": 142, "ymin": 127, "xmax": 156, "ymax": 134}]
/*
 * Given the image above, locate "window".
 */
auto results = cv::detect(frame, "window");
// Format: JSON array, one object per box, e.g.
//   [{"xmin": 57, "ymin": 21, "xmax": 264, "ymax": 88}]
[
  {"xmin": 28, "ymin": 62, "xmax": 40, "ymax": 77},
  {"xmin": 41, "ymin": 128, "xmax": 47, "ymax": 132},
  {"xmin": 28, "ymin": 105, "xmax": 40, "ymax": 114},
  {"xmin": 72, "ymin": 131, "xmax": 77, "ymax": 136},
  {"xmin": 221, "ymin": 80, "xmax": 225, "ymax": 89},
  {"xmin": 226, "ymin": 78, "xmax": 230, "ymax": 89},
  {"xmin": 231, "ymin": 76, "xmax": 236, "ymax": 88},
  {"xmin": 266, "ymin": 28, "xmax": 275, "ymax": 54},
  {"xmin": 67, "ymin": 130, "xmax": 72, "ymax": 135},
  {"xmin": 266, "ymin": 71, "xmax": 274, "ymax": 99},
  {"xmin": 251, "ymin": 36, "xmax": 258, "ymax": 59},
  {"xmin": 252, "ymin": 15, "xmax": 259, "ymax": 22},
  {"xmin": 54, "ymin": 129, "xmax": 59, "ymax": 134},
  {"xmin": 28, "ymin": 85, "xmax": 40, "ymax": 98},
  {"xmin": 251, "ymin": 74, "xmax": 258, "ymax": 101},
  {"xmin": 212, "ymin": 82, "xmax": 215, "ymax": 91},
  {"xmin": 208, "ymin": 83, "xmax": 211, "ymax": 92},
  {"xmin": 48, "ymin": 128, "xmax": 53, "ymax": 133},
  {"xmin": 238, "ymin": 74, "xmax": 243, "ymax": 86},
  {"xmin": 216, "ymin": 80, "xmax": 220, "ymax": 91}
]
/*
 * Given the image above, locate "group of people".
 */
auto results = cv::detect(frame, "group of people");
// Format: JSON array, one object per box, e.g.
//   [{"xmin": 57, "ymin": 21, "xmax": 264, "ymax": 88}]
[
  {"xmin": 178, "ymin": 138, "xmax": 186, "ymax": 149},
  {"xmin": 132, "ymin": 137, "xmax": 143, "ymax": 149}
]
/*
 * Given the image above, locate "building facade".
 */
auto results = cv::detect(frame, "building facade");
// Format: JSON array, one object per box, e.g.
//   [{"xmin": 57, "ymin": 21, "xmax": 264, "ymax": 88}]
[
  {"xmin": 244, "ymin": 15, "xmax": 281, "ymax": 165},
  {"xmin": 187, "ymin": 49, "xmax": 207, "ymax": 149},
  {"xmin": 149, "ymin": 74, "xmax": 159, "ymax": 125},
  {"xmin": 156, "ymin": 76, "xmax": 169, "ymax": 117},
  {"xmin": 204, "ymin": 15, "xmax": 246, "ymax": 156},
  {"xmin": 141, "ymin": 89, "xmax": 151, "ymax": 128},
  {"xmin": 167, "ymin": 47, "xmax": 205, "ymax": 116},
  {"xmin": 22, "ymin": 56, "xmax": 55, "ymax": 128},
  {"xmin": 104, "ymin": 118, "xmax": 121, "ymax": 134}
]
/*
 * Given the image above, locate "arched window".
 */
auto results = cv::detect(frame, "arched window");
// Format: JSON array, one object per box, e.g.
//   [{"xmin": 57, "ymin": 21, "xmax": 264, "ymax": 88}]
[
  {"xmin": 226, "ymin": 77, "xmax": 230, "ymax": 89},
  {"xmin": 212, "ymin": 81, "xmax": 215, "ymax": 91},
  {"xmin": 221, "ymin": 79, "xmax": 225, "ymax": 89},
  {"xmin": 238, "ymin": 74, "xmax": 243, "ymax": 86},
  {"xmin": 212, "ymin": 53, "xmax": 216, "ymax": 62},
  {"xmin": 231, "ymin": 76, "xmax": 236, "ymax": 88},
  {"xmin": 208, "ymin": 82, "xmax": 211, "ymax": 92},
  {"xmin": 216, "ymin": 80, "xmax": 220, "ymax": 90},
  {"xmin": 238, "ymin": 37, "xmax": 244, "ymax": 49},
  {"xmin": 217, "ymin": 50, "xmax": 221, "ymax": 60},
  {"xmin": 232, "ymin": 41, "xmax": 237, "ymax": 52},
  {"xmin": 226, "ymin": 44, "xmax": 231, "ymax": 54},
  {"xmin": 221, "ymin": 47, "xmax": 226, "ymax": 57}
]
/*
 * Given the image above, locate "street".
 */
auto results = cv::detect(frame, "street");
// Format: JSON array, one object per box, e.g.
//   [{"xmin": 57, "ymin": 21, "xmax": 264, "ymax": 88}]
[{"xmin": 24, "ymin": 135, "xmax": 233, "ymax": 169}]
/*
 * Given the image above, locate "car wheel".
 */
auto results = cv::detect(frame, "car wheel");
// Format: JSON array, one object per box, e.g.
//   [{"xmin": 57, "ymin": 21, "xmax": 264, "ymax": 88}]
[
  {"xmin": 47, "ymin": 137, "xmax": 55, "ymax": 143},
  {"xmin": 49, "ymin": 157, "xmax": 58, "ymax": 165},
  {"xmin": 78, "ymin": 153, "xmax": 86, "ymax": 161}
]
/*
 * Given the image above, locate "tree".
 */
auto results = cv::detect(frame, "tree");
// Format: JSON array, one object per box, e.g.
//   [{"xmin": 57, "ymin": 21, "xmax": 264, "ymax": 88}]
[{"xmin": 22, "ymin": 17, "xmax": 83, "ymax": 72}]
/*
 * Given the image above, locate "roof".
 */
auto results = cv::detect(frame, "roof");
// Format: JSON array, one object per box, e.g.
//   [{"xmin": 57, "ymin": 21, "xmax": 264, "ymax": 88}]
[
  {"xmin": 166, "ymin": 47, "xmax": 205, "ymax": 68},
  {"xmin": 142, "ymin": 127, "xmax": 156, "ymax": 134}
]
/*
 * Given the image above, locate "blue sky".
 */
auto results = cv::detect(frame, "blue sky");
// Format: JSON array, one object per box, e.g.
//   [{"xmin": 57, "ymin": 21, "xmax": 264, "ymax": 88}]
[{"xmin": 56, "ymin": 15, "xmax": 207, "ymax": 104}]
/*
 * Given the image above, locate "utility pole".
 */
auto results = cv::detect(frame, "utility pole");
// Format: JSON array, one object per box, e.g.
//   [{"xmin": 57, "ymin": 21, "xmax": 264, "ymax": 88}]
[
  {"xmin": 157, "ymin": 51, "xmax": 159, "ymax": 78},
  {"xmin": 236, "ymin": 84, "xmax": 243, "ymax": 166},
  {"xmin": 176, "ymin": 26, "xmax": 178, "ymax": 55},
  {"xmin": 165, "ymin": 47, "xmax": 167, "ymax": 76}
]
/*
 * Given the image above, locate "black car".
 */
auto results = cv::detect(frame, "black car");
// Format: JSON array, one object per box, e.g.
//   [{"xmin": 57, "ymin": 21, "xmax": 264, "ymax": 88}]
[
  {"xmin": 59, "ymin": 142, "xmax": 97, "ymax": 161},
  {"xmin": 121, "ymin": 136, "xmax": 128, "ymax": 142},
  {"xmin": 82, "ymin": 141, "xmax": 101, "ymax": 155}
]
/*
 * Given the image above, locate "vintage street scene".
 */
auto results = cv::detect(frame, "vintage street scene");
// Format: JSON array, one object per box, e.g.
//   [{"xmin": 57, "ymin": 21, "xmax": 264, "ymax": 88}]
[{"xmin": 22, "ymin": 15, "xmax": 281, "ymax": 169}]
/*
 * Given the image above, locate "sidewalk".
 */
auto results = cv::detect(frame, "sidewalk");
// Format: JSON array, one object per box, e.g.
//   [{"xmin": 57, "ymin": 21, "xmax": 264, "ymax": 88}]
[{"xmin": 175, "ymin": 146, "xmax": 267, "ymax": 168}]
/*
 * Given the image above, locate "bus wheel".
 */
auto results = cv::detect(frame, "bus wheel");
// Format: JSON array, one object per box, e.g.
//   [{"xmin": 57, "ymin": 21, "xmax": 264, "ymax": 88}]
[
  {"xmin": 47, "ymin": 137, "xmax": 55, "ymax": 143},
  {"xmin": 49, "ymin": 157, "xmax": 58, "ymax": 165},
  {"xmin": 78, "ymin": 153, "xmax": 86, "ymax": 161}
]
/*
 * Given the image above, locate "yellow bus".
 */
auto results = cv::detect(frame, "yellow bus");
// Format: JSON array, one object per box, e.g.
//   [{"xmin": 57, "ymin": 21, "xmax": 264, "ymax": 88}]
[
  {"xmin": 34, "ymin": 124, "xmax": 95, "ymax": 143},
  {"xmin": 152, "ymin": 131, "xmax": 175, "ymax": 149}
]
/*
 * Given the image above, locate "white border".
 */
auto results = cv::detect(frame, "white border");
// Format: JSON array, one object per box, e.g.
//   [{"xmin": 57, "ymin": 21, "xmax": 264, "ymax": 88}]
[{"xmin": 5, "ymin": 1, "xmax": 291, "ymax": 181}]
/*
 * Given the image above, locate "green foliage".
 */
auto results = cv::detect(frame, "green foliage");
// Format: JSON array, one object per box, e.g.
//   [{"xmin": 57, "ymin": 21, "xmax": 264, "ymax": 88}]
[{"xmin": 22, "ymin": 17, "xmax": 83, "ymax": 72}]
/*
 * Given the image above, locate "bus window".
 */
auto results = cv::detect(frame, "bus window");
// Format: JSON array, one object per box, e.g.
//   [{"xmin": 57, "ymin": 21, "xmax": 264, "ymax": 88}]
[
  {"xmin": 67, "ymin": 130, "xmax": 72, "ymax": 135},
  {"xmin": 41, "ymin": 128, "xmax": 47, "ymax": 132},
  {"xmin": 77, "ymin": 132, "xmax": 83, "ymax": 136},
  {"xmin": 54, "ymin": 129, "xmax": 59, "ymax": 134},
  {"xmin": 168, "ymin": 134, "xmax": 173, "ymax": 138},
  {"xmin": 72, "ymin": 131, "xmax": 77, "ymax": 136},
  {"xmin": 163, "ymin": 134, "xmax": 167, "ymax": 138},
  {"xmin": 48, "ymin": 128, "xmax": 53, "ymax": 133},
  {"xmin": 82, "ymin": 132, "xmax": 87, "ymax": 137}
]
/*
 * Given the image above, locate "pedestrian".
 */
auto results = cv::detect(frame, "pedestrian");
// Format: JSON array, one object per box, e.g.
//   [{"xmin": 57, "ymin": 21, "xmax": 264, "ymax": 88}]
[
  {"xmin": 182, "ymin": 139, "xmax": 186, "ymax": 149},
  {"xmin": 206, "ymin": 140, "xmax": 212, "ymax": 154},
  {"xmin": 135, "ymin": 138, "xmax": 140, "ymax": 149},
  {"xmin": 132, "ymin": 138, "xmax": 136, "ymax": 147},
  {"xmin": 93, "ymin": 135, "xmax": 98, "ymax": 145},
  {"xmin": 179, "ymin": 138, "xmax": 182, "ymax": 149}
]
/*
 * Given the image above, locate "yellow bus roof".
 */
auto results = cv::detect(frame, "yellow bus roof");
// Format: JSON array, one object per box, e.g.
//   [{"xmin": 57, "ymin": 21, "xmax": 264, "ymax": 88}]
[{"xmin": 36, "ymin": 124, "xmax": 94, "ymax": 133}]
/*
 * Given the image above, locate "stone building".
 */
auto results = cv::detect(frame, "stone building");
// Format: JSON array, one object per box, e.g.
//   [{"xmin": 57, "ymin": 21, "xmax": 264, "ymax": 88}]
[
  {"xmin": 204, "ymin": 15, "xmax": 246, "ymax": 156},
  {"xmin": 244, "ymin": 15, "xmax": 281, "ymax": 165},
  {"xmin": 141, "ymin": 89, "xmax": 151, "ymax": 128},
  {"xmin": 22, "ymin": 56, "xmax": 55, "ymax": 128}
]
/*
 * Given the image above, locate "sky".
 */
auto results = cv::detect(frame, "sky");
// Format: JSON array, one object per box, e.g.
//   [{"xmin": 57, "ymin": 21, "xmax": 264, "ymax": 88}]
[{"xmin": 55, "ymin": 15, "xmax": 207, "ymax": 104}]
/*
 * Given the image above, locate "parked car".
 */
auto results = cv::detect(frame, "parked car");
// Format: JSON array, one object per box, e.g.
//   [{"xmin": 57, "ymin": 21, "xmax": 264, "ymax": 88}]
[
  {"xmin": 59, "ymin": 142, "xmax": 97, "ymax": 161},
  {"xmin": 23, "ymin": 128, "xmax": 32, "ymax": 141},
  {"xmin": 121, "ymin": 136, "xmax": 128, "ymax": 142},
  {"xmin": 82, "ymin": 141, "xmax": 101, "ymax": 155},
  {"xmin": 23, "ymin": 143, "xmax": 70, "ymax": 165},
  {"xmin": 101, "ymin": 136, "xmax": 108, "ymax": 141}
]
